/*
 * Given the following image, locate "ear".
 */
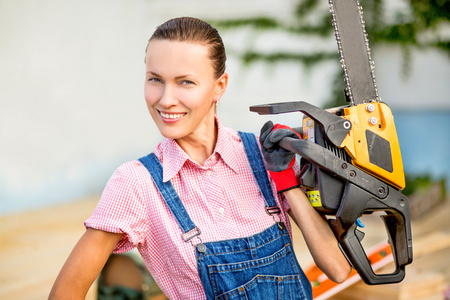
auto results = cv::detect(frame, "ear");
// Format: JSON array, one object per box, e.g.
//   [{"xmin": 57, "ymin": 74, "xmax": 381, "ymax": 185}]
[{"xmin": 214, "ymin": 73, "xmax": 228, "ymax": 102}]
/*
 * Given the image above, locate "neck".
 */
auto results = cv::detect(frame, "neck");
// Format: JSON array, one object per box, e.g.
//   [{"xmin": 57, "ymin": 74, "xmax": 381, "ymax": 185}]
[{"xmin": 176, "ymin": 115, "xmax": 218, "ymax": 166}]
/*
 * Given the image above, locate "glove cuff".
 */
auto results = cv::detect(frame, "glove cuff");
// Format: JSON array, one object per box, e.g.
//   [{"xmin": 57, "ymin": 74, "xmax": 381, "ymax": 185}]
[{"xmin": 269, "ymin": 168, "xmax": 300, "ymax": 193}]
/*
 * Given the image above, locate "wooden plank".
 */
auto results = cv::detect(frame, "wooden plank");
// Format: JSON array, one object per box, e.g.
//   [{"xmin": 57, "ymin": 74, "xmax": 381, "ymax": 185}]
[
  {"xmin": 306, "ymin": 199, "xmax": 450, "ymax": 299},
  {"xmin": 1, "ymin": 196, "xmax": 448, "ymax": 299},
  {"xmin": 412, "ymin": 231, "xmax": 450, "ymax": 258},
  {"xmin": 398, "ymin": 270, "xmax": 447, "ymax": 300},
  {"xmin": 333, "ymin": 270, "xmax": 447, "ymax": 300},
  {"xmin": 305, "ymin": 241, "xmax": 394, "ymax": 299},
  {"xmin": 0, "ymin": 197, "xmax": 98, "ymax": 300},
  {"xmin": 331, "ymin": 199, "xmax": 450, "ymax": 299}
]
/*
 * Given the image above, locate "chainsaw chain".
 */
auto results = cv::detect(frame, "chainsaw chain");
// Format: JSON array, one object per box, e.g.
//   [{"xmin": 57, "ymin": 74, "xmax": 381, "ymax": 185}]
[{"xmin": 328, "ymin": 0, "xmax": 380, "ymax": 105}]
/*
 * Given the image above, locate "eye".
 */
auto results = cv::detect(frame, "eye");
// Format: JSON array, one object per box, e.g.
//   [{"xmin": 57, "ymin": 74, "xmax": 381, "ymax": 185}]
[
  {"xmin": 148, "ymin": 77, "xmax": 163, "ymax": 83},
  {"xmin": 180, "ymin": 80, "xmax": 195, "ymax": 86}
]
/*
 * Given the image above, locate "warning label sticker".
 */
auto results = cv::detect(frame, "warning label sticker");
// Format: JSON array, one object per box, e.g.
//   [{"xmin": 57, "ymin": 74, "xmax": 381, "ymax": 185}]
[{"xmin": 307, "ymin": 190, "xmax": 322, "ymax": 207}]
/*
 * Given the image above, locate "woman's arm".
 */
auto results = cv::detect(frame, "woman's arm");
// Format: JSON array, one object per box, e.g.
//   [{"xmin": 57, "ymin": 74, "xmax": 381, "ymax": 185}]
[
  {"xmin": 258, "ymin": 121, "xmax": 351, "ymax": 282},
  {"xmin": 49, "ymin": 228, "xmax": 124, "ymax": 300},
  {"xmin": 283, "ymin": 188, "xmax": 352, "ymax": 283}
]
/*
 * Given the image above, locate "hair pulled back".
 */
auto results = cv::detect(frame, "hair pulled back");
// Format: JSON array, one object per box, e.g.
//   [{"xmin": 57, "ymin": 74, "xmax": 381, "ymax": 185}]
[{"xmin": 148, "ymin": 17, "xmax": 226, "ymax": 79}]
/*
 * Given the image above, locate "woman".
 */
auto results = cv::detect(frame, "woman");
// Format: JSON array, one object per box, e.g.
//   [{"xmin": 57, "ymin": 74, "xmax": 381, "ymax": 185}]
[{"xmin": 49, "ymin": 17, "xmax": 350, "ymax": 300}]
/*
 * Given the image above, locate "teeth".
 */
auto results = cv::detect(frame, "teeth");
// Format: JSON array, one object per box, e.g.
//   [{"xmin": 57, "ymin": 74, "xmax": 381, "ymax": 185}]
[{"xmin": 160, "ymin": 112, "xmax": 185, "ymax": 119}]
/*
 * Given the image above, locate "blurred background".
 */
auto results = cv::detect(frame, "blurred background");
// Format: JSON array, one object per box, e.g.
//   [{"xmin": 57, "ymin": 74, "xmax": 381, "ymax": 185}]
[
  {"xmin": 0, "ymin": 0, "xmax": 449, "ymax": 299},
  {"xmin": 0, "ymin": 0, "xmax": 449, "ymax": 216}
]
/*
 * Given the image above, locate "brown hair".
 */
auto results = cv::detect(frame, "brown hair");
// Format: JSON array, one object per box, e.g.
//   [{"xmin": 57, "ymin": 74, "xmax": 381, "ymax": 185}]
[{"xmin": 147, "ymin": 17, "xmax": 226, "ymax": 79}]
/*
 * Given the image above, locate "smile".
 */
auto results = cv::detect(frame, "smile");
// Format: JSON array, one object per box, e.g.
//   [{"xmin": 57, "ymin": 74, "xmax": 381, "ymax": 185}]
[{"xmin": 159, "ymin": 111, "xmax": 187, "ymax": 120}]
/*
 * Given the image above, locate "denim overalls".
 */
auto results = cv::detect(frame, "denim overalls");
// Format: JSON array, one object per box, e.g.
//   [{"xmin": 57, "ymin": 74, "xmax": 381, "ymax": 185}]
[{"xmin": 139, "ymin": 132, "xmax": 313, "ymax": 300}]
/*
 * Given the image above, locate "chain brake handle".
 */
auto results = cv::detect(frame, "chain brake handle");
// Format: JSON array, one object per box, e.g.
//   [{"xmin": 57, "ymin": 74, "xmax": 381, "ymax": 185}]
[{"xmin": 250, "ymin": 101, "xmax": 351, "ymax": 147}]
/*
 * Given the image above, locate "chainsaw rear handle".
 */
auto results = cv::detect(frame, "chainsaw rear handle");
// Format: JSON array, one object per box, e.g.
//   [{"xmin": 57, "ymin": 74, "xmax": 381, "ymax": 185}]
[
  {"xmin": 329, "ymin": 191, "xmax": 412, "ymax": 285},
  {"xmin": 337, "ymin": 222, "xmax": 406, "ymax": 284}
]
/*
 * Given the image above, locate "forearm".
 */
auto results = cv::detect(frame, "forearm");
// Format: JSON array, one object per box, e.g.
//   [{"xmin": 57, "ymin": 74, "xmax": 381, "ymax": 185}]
[
  {"xmin": 283, "ymin": 188, "xmax": 351, "ymax": 283},
  {"xmin": 49, "ymin": 228, "xmax": 124, "ymax": 299}
]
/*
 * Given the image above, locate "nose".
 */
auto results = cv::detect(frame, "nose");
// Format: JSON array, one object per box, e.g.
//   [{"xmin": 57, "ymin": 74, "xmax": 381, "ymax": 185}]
[{"xmin": 159, "ymin": 84, "xmax": 178, "ymax": 108}]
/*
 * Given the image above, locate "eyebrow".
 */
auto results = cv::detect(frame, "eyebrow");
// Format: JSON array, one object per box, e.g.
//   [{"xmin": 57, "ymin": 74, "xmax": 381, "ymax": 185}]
[
  {"xmin": 146, "ymin": 71, "xmax": 161, "ymax": 76},
  {"xmin": 146, "ymin": 71, "xmax": 197, "ymax": 80}
]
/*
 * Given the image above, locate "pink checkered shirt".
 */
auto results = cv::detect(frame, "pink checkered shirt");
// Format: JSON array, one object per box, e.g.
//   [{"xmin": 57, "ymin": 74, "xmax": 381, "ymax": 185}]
[{"xmin": 85, "ymin": 117, "xmax": 294, "ymax": 300}]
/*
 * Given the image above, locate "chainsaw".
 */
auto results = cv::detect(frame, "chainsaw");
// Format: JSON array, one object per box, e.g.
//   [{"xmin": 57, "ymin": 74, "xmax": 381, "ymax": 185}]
[{"xmin": 250, "ymin": 0, "xmax": 413, "ymax": 284}]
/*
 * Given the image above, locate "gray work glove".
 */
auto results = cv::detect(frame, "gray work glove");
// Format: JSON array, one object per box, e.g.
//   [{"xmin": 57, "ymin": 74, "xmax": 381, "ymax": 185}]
[{"xmin": 259, "ymin": 121, "xmax": 302, "ymax": 193}]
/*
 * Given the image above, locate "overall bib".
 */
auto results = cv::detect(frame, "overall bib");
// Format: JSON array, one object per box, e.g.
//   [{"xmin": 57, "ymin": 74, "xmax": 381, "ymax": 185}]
[{"xmin": 139, "ymin": 132, "xmax": 313, "ymax": 300}]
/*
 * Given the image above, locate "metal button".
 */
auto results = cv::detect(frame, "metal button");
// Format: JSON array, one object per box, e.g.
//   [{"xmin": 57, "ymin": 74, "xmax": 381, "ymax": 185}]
[
  {"xmin": 197, "ymin": 243, "xmax": 207, "ymax": 253},
  {"xmin": 368, "ymin": 117, "xmax": 377, "ymax": 125},
  {"xmin": 366, "ymin": 104, "xmax": 375, "ymax": 112}
]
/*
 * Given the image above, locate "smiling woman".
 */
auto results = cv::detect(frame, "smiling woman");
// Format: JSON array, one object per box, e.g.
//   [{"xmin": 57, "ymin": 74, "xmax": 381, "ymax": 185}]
[
  {"xmin": 144, "ymin": 39, "xmax": 228, "ymax": 163},
  {"xmin": 143, "ymin": 17, "xmax": 229, "ymax": 165},
  {"xmin": 49, "ymin": 17, "xmax": 350, "ymax": 300}
]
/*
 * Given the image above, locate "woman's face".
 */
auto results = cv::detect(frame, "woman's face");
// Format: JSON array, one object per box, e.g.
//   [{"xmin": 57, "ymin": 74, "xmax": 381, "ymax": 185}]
[{"xmin": 144, "ymin": 40, "xmax": 227, "ymax": 141}]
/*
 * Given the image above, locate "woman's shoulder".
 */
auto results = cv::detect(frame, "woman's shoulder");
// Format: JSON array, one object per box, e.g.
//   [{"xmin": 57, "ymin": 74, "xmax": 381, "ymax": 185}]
[
  {"xmin": 109, "ymin": 139, "xmax": 172, "ymax": 183},
  {"xmin": 105, "ymin": 160, "xmax": 151, "ymax": 190},
  {"xmin": 219, "ymin": 122, "xmax": 258, "ymax": 143},
  {"xmin": 222, "ymin": 125, "xmax": 241, "ymax": 141}
]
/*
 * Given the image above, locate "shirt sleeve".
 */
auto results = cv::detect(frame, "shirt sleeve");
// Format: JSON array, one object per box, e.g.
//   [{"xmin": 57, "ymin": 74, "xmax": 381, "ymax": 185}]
[{"xmin": 84, "ymin": 162, "xmax": 149, "ymax": 253}]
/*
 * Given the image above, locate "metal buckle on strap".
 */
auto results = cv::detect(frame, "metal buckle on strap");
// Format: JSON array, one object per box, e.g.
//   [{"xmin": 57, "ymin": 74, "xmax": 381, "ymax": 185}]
[
  {"xmin": 265, "ymin": 206, "xmax": 281, "ymax": 216},
  {"xmin": 182, "ymin": 227, "xmax": 201, "ymax": 243},
  {"xmin": 265, "ymin": 206, "xmax": 286, "ymax": 231},
  {"xmin": 182, "ymin": 227, "xmax": 207, "ymax": 253}
]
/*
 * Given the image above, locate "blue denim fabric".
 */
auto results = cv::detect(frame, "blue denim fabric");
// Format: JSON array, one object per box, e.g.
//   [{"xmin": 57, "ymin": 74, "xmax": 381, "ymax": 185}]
[
  {"xmin": 139, "ymin": 132, "xmax": 312, "ymax": 300},
  {"xmin": 139, "ymin": 153, "xmax": 198, "ymax": 239},
  {"xmin": 238, "ymin": 131, "xmax": 278, "ymax": 209},
  {"xmin": 196, "ymin": 223, "xmax": 312, "ymax": 299}
]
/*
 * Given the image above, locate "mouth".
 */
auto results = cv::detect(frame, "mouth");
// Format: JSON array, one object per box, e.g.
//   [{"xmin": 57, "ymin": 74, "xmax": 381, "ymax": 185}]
[{"xmin": 158, "ymin": 110, "xmax": 187, "ymax": 122}]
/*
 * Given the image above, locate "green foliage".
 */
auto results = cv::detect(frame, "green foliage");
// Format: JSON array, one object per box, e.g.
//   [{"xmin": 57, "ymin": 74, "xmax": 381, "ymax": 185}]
[
  {"xmin": 295, "ymin": 0, "xmax": 320, "ymax": 18},
  {"xmin": 212, "ymin": 0, "xmax": 450, "ymax": 108},
  {"xmin": 211, "ymin": 14, "xmax": 333, "ymax": 37},
  {"xmin": 241, "ymin": 51, "xmax": 337, "ymax": 67},
  {"xmin": 403, "ymin": 173, "xmax": 447, "ymax": 199},
  {"xmin": 213, "ymin": 17, "xmax": 280, "ymax": 30},
  {"xmin": 403, "ymin": 173, "xmax": 432, "ymax": 196},
  {"xmin": 411, "ymin": 0, "xmax": 450, "ymax": 28}
]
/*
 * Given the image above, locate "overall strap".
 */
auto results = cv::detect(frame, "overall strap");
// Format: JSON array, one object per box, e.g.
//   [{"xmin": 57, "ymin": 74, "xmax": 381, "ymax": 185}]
[
  {"xmin": 138, "ymin": 154, "xmax": 201, "ymax": 243},
  {"xmin": 238, "ymin": 132, "xmax": 280, "ymax": 214}
]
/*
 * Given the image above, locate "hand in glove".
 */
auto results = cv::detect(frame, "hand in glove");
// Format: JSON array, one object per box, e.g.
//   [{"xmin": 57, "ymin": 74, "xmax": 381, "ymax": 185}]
[{"xmin": 260, "ymin": 121, "xmax": 302, "ymax": 193}]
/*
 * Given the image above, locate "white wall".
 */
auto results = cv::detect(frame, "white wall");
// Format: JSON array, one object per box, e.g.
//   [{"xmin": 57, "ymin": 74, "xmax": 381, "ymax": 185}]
[{"xmin": 1, "ymin": 0, "xmax": 449, "ymax": 215}]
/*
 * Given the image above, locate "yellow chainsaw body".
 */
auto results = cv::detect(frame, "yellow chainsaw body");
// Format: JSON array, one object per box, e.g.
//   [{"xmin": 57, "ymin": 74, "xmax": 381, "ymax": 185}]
[{"xmin": 304, "ymin": 102, "xmax": 405, "ymax": 190}]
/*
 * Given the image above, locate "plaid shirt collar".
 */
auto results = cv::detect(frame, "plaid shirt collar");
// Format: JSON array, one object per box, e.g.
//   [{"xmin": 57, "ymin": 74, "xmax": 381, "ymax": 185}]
[{"xmin": 160, "ymin": 116, "xmax": 240, "ymax": 182}]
